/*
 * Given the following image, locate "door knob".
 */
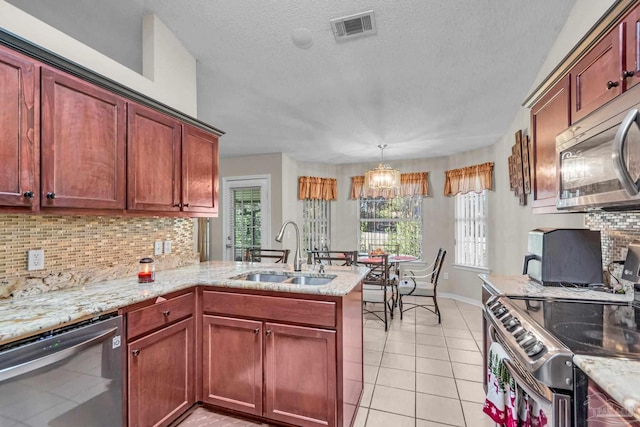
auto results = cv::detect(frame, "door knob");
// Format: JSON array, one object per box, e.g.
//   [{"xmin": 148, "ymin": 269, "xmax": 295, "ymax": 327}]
[
  {"xmin": 132, "ymin": 349, "xmax": 140, "ymax": 356},
  {"xmin": 23, "ymin": 191, "xmax": 34, "ymax": 198},
  {"xmin": 266, "ymin": 330, "xmax": 272, "ymax": 336},
  {"xmin": 607, "ymin": 80, "xmax": 619, "ymax": 90},
  {"xmin": 254, "ymin": 328, "xmax": 260, "ymax": 334},
  {"xmin": 623, "ymin": 70, "xmax": 635, "ymax": 78},
  {"xmin": 46, "ymin": 192, "xmax": 56, "ymax": 199},
  {"xmin": 162, "ymin": 310, "xmax": 170, "ymax": 317}
]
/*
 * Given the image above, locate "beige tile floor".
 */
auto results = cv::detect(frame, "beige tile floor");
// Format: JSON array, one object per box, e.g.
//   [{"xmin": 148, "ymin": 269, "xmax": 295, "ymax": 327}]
[{"xmin": 178, "ymin": 297, "xmax": 493, "ymax": 427}]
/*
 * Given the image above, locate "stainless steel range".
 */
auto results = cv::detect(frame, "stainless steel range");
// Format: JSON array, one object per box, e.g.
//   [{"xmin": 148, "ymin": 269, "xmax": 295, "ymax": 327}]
[{"xmin": 484, "ymin": 295, "xmax": 640, "ymax": 426}]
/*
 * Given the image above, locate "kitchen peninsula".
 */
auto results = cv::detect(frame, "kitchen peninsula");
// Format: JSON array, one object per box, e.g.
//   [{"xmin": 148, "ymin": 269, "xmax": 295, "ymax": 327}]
[{"xmin": 0, "ymin": 261, "xmax": 367, "ymax": 427}]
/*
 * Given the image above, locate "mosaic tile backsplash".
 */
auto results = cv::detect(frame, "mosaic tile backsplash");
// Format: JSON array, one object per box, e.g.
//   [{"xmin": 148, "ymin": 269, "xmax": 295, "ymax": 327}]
[
  {"xmin": 0, "ymin": 215, "xmax": 198, "ymax": 298},
  {"xmin": 585, "ymin": 211, "xmax": 640, "ymax": 285}
]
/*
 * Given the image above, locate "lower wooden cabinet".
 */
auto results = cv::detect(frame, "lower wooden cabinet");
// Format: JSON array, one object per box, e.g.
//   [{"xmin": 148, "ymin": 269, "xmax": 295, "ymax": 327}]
[{"xmin": 128, "ymin": 317, "xmax": 195, "ymax": 427}]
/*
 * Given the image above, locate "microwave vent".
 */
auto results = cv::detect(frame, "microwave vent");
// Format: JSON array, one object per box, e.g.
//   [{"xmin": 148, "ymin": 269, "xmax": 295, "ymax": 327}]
[{"xmin": 330, "ymin": 11, "xmax": 376, "ymax": 40}]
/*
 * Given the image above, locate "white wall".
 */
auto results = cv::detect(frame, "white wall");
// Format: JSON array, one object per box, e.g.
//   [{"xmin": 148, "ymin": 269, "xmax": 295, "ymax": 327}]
[{"xmin": 0, "ymin": 1, "xmax": 197, "ymax": 115}]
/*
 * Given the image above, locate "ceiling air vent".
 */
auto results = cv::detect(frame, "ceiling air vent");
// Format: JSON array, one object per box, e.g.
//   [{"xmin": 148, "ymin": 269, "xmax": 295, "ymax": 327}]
[{"xmin": 330, "ymin": 10, "xmax": 376, "ymax": 40}]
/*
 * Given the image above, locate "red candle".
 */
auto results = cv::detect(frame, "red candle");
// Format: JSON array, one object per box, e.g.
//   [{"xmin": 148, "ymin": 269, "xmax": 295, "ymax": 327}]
[{"xmin": 138, "ymin": 271, "xmax": 154, "ymax": 283}]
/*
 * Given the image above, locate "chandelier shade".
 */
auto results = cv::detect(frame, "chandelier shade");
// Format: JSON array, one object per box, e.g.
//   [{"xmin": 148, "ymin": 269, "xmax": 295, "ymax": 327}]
[{"xmin": 363, "ymin": 145, "xmax": 401, "ymax": 190}]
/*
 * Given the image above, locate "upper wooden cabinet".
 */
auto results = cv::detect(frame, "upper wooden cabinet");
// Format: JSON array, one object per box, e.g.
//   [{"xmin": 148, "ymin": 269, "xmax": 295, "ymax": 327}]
[
  {"xmin": 41, "ymin": 68, "xmax": 127, "ymax": 209},
  {"xmin": 571, "ymin": 27, "xmax": 621, "ymax": 122},
  {"xmin": 127, "ymin": 103, "xmax": 182, "ymax": 212},
  {"xmin": 623, "ymin": 5, "xmax": 640, "ymax": 90},
  {"xmin": 530, "ymin": 75, "xmax": 571, "ymax": 211},
  {"xmin": 0, "ymin": 46, "xmax": 38, "ymax": 210},
  {"xmin": 182, "ymin": 124, "xmax": 219, "ymax": 215}
]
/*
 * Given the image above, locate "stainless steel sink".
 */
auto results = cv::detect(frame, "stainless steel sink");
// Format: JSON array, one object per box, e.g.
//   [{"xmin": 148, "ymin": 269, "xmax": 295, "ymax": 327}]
[
  {"xmin": 232, "ymin": 271, "xmax": 336, "ymax": 286},
  {"xmin": 242, "ymin": 273, "xmax": 289, "ymax": 282},
  {"xmin": 287, "ymin": 276, "xmax": 334, "ymax": 286}
]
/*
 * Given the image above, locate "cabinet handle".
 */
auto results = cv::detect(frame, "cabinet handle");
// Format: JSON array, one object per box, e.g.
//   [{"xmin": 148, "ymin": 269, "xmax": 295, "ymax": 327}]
[
  {"xmin": 172, "ymin": 203, "xmax": 181, "ymax": 207},
  {"xmin": 265, "ymin": 330, "xmax": 272, "ymax": 336},
  {"xmin": 46, "ymin": 192, "xmax": 56, "ymax": 199},
  {"xmin": 183, "ymin": 203, "xmax": 190, "ymax": 207},
  {"xmin": 623, "ymin": 70, "xmax": 635, "ymax": 79},
  {"xmin": 132, "ymin": 349, "xmax": 140, "ymax": 356},
  {"xmin": 254, "ymin": 328, "xmax": 260, "ymax": 334},
  {"xmin": 23, "ymin": 191, "xmax": 34, "ymax": 199},
  {"xmin": 162, "ymin": 310, "xmax": 171, "ymax": 317},
  {"xmin": 607, "ymin": 80, "xmax": 619, "ymax": 90}
]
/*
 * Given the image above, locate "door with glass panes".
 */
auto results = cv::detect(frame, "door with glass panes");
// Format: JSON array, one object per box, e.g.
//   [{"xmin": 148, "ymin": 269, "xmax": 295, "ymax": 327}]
[{"xmin": 222, "ymin": 176, "xmax": 270, "ymax": 261}]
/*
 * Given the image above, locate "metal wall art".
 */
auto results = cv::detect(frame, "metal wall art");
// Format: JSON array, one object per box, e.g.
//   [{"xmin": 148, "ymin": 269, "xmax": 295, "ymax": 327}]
[{"xmin": 508, "ymin": 130, "xmax": 531, "ymax": 206}]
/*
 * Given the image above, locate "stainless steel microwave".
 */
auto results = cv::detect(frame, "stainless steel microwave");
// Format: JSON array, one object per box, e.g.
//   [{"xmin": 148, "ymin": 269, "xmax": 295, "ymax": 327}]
[{"xmin": 556, "ymin": 95, "xmax": 640, "ymax": 211}]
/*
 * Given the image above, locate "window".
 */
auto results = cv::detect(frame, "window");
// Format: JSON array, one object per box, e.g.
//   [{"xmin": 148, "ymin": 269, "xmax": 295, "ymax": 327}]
[
  {"xmin": 454, "ymin": 190, "xmax": 488, "ymax": 268},
  {"xmin": 359, "ymin": 197, "xmax": 422, "ymax": 257},
  {"xmin": 303, "ymin": 199, "xmax": 330, "ymax": 252}
]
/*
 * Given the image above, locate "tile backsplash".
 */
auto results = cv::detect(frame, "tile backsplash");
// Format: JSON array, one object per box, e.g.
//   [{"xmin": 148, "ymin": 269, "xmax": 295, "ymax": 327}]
[
  {"xmin": 585, "ymin": 211, "xmax": 640, "ymax": 284},
  {"xmin": 0, "ymin": 215, "xmax": 198, "ymax": 298}
]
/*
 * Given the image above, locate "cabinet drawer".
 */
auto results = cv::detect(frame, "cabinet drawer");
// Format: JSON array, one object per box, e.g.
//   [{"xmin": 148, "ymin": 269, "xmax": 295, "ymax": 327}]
[
  {"xmin": 202, "ymin": 291, "xmax": 336, "ymax": 328},
  {"xmin": 127, "ymin": 292, "xmax": 195, "ymax": 338}
]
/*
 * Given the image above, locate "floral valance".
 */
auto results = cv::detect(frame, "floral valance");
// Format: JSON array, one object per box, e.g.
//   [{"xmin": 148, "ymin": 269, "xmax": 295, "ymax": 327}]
[
  {"xmin": 444, "ymin": 162, "xmax": 494, "ymax": 196},
  {"xmin": 298, "ymin": 176, "xmax": 337, "ymax": 200},
  {"xmin": 349, "ymin": 172, "xmax": 429, "ymax": 199}
]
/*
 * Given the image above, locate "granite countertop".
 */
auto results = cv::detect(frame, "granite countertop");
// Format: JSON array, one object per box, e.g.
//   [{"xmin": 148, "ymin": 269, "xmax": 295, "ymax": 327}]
[
  {"xmin": 0, "ymin": 260, "xmax": 369, "ymax": 345},
  {"xmin": 479, "ymin": 274, "xmax": 634, "ymax": 302},
  {"xmin": 574, "ymin": 355, "xmax": 640, "ymax": 421}
]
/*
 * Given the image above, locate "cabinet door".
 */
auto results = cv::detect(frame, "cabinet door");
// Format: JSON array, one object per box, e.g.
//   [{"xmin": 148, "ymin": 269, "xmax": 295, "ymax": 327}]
[
  {"xmin": 0, "ymin": 46, "xmax": 38, "ymax": 209},
  {"xmin": 530, "ymin": 75, "xmax": 570, "ymax": 211},
  {"xmin": 41, "ymin": 68, "xmax": 126, "ymax": 209},
  {"xmin": 202, "ymin": 315, "xmax": 263, "ymax": 415},
  {"xmin": 128, "ymin": 317, "xmax": 195, "ymax": 427},
  {"xmin": 127, "ymin": 103, "xmax": 181, "ymax": 211},
  {"xmin": 623, "ymin": 6, "xmax": 640, "ymax": 90},
  {"xmin": 571, "ymin": 28, "xmax": 622, "ymax": 122},
  {"xmin": 264, "ymin": 323, "xmax": 336, "ymax": 427},
  {"xmin": 181, "ymin": 124, "xmax": 219, "ymax": 215}
]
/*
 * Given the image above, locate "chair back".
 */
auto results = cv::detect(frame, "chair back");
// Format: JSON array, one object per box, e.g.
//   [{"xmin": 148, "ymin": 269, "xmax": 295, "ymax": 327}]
[
  {"xmin": 246, "ymin": 248, "xmax": 290, "ymax": 263},
  {"xmin": 309, "ymin": 250, "xmax": 358, "ymax": 266},
  {"xmin": 431, "ymin": 249, "xmax": 446, "ymax": 288},
  {"xmin": 362, "ymin": 253, "xmax": 390, "ymax": 287}
]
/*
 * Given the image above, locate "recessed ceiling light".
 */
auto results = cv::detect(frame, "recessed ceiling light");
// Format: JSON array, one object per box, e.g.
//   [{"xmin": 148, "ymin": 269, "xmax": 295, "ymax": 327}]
[{"xmin": 291, "ymin": 28, "xmax": 314, "ymax": 49}]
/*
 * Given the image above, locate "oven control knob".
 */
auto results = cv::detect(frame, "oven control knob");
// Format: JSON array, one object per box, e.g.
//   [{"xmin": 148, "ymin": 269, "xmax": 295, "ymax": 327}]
[
  {"xmin": 495, "ymin": 307, "xmax": 509, "ymax": 317},
  {"xmin": 500, "ymin": 314, "xmax": 513, "ymax": 324},
  {"xmin": 512, "ymin": 327, "xmax": 526, "ymax": 339},
  {"xmin": 519, "ymin": 334, "xmax": 536, "ymax": 348},
  {"xmin": 525, "ymin": 341, "xmax": 545, "ymax": 357},
  {"xmin": 505, "ymin": 318, "xmax": 521, "ymax": 331}
]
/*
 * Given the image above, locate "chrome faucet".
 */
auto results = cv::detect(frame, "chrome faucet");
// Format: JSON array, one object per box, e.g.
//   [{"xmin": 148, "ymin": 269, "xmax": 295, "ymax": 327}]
[{"xmin": 275, "ymin": 220, "xmax": 302, "ymax": 271}]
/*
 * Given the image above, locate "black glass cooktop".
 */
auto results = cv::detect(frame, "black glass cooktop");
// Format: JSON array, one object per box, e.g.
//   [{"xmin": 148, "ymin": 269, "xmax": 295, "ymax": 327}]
[{"xmin": 508, "ymin": 297, "xmax": 640, "ymax": 359}]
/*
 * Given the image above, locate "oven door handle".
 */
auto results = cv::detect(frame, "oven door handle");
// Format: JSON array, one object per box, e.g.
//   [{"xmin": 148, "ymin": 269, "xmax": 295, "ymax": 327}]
[
  {"xmin": 0, "ymin": 326, "xmax": 118, "ymax": 383},
  {"xmin": 613, "ymin": 108, "xmax": 640, "ymax": 196},
  {"xmin": 502, "ymin": 359, "xmax": 553, "ymax": 414}
]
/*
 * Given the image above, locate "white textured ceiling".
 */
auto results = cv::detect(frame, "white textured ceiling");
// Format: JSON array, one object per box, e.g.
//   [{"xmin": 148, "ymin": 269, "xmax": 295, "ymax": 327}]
[{"xmin": 6, "ymin": 0, "xmax": 576, "ymax": 164}]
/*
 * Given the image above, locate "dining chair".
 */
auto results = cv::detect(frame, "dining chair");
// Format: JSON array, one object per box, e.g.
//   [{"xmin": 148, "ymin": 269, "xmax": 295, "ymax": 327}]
[
  {"xmin": 397, "ymin": 248, "xmax": 446, "ymax": 322},
  {"xmin": 361, "ymin": 253, "xmax": 395, "ymax": 331},
  {"xmin": 308, "ymin": 250, "xmax": 358, "ymax": 266},
  {"xmin": 246, "ymin": 248, "xmax": 290, "ymax": 263}
]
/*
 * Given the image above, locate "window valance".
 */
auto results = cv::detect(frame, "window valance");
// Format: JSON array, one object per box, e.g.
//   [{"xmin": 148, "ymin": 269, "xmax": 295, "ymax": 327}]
[
  {"xmin": 298, "ymin": 176, "xmax": 337, "ymax": 200},
  {"xmin": 444, "ymin": 162, "xmax": 494, "ymax": 196},
  {"xmin": 349, "ymin": 172, "xmax": 429, "ymax": 199}
]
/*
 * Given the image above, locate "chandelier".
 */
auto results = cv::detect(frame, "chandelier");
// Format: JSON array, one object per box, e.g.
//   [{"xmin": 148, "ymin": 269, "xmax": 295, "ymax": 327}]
[{"xmin": 364, "ymin": 144, "xmax": 401, "ymax": 190}]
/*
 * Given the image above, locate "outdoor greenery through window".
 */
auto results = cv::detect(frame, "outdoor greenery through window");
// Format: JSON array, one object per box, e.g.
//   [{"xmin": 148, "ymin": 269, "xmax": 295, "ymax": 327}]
[
  {"xmin": 454, "ymin": 190, "xmax": 488, "ymax": 269},
  {"xmin": 231, "ymin": 187, "xmax": 261, "ymax": 261},
  {"xmin": 303, "ymin": 199, "xmax": 330, "ymax": 252},
  {"xmin": 359, "ymin": 197, "xmax": 422, "ymax": 257}
]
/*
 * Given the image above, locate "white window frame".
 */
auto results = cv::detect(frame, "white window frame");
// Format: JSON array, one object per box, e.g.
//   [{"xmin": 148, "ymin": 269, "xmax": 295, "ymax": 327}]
[
  {"xmin": 454, "ymin": 190, "xmax": 488, "ymax": 270},
  {"xmin": 302, "ymin": 199, "xmax": 331, "ymax": 252},
  {"xmin": 358, "ymin": 196, "xmax": 422, "ymax": 258}
]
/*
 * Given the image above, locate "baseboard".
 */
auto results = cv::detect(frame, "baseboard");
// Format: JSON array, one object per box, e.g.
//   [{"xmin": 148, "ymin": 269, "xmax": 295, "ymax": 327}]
[{"xmin": 439, "ymin": 292, "xmax": 482, "ymax": 307}]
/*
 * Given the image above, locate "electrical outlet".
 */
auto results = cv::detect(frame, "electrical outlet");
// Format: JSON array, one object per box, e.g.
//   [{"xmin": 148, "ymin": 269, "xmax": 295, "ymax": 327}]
[
  {"xmin": 443, "ymin": 272, "xmax": 449, "ymax": 280},
  {"xmin": 164, "ymin": 240, "xmax": 172, "ymax": 254},
  {"xmin": 154, "ymin": 241, "xmax": 163, "ymax": 256},
  {"xmin": 27, "ymin": 249, "xmax": 45, "ymax": 271}
]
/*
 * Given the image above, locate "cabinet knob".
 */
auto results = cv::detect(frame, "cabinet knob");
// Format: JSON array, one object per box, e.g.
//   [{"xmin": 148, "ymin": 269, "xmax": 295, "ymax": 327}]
[
  {"xmin": 162, "ymin": 310, "xmax": 171, "ymax": 317},
  {"xmin": 183, "ymin": 203, "xmax": 190, "ymax": 208},
  {"xmin": 266, "ymin": 330, "xmax": 272, "ymax": 336},
  {"xmin": 46, "ymin": 192, "xmax": 56, "ymax": 199},
  {"xmin": 254, "ymin": 328, "xmax": 260, "ymax": 334},
  {"xmin": 623, "ymin": 70, "xmax": 635, "ymax": 78},
  {"xmin": 132, "ymin": 349, "xmax": 140, "ymax": 356},
  {"xmin": 607, "ymin": 80, "xmax": 619, "ymax": 90},
  {"xmin": 23, "ymin": 191, "xmax": 34, "ymax": 199},
  {"xmin": 173, "ymin": 203, "xmax": 181, "ymax": 208}
]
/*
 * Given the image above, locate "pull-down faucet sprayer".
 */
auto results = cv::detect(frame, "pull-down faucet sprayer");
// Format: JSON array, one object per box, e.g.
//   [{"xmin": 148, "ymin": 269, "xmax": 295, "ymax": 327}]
[{"xmin": 275, "ymin": 221, "xmax": 302, "ymax": 271}]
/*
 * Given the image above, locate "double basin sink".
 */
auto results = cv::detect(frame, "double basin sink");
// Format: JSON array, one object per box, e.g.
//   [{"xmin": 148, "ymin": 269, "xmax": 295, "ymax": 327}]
[{"xmin": 231, "ymin": 271, "xmax": 336, "ymax": 286}]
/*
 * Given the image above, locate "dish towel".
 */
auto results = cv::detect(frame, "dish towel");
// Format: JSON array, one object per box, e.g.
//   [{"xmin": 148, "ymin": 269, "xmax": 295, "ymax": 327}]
[{"xmin": 483, "ymin": 342, "xmax": 549, "ymax": 427}]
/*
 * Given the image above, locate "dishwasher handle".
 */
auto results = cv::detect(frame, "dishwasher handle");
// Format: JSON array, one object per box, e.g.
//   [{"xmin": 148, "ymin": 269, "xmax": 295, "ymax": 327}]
[{"xmin": 0, "ymin": 326, "xmax": 118, "ymax": 383}]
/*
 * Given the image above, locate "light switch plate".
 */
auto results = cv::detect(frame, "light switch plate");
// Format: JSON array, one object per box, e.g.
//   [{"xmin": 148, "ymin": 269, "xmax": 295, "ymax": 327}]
[
  {"xmin": 27, "ymin": 249, "xmax": 45, "ymax": 270},
  {"xmin": 164, "ymin": 240, "xmax": 172, "ymax": 254},
  {"xmin": 154, "ymin": 241, "xmax": 163, "ymax": 256}
]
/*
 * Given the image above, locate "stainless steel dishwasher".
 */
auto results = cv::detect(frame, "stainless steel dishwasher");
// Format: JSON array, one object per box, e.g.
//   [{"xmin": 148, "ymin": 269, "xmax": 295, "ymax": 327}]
[{"xmin": 0, "ymin": 313, "xmax": 123, "ymax": 427}]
